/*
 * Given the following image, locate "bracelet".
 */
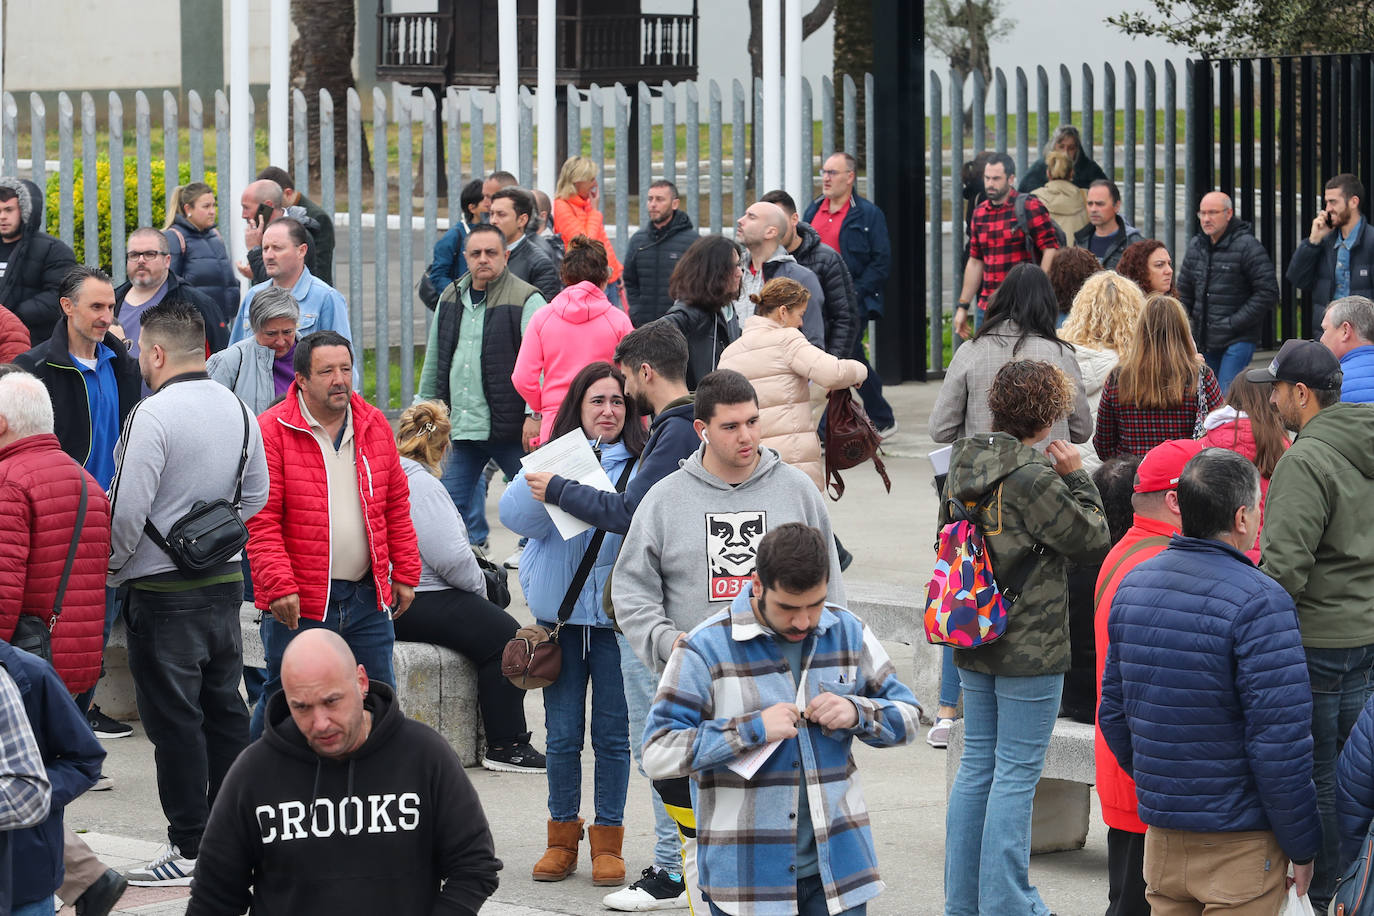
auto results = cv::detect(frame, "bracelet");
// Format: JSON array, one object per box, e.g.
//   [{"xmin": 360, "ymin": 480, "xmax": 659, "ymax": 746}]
[{"xmin": 956, "ymin": 303, "xmax": 969, "ymax": 311}]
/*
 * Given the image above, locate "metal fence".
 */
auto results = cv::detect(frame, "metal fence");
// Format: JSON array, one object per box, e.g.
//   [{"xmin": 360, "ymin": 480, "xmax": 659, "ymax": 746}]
[
  {"xmin": 4, "ymin": 74, "xmax": 875, "ymax": 407},
  {"xmin": 926, "ymin": 61, "xmax": 1190, "ymax": 373}
]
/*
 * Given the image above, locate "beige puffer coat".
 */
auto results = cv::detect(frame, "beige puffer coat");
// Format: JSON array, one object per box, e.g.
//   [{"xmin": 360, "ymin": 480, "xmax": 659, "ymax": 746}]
[{"xmin": 719, "ymin": 314, "xmax": 868, "ymax": 490}]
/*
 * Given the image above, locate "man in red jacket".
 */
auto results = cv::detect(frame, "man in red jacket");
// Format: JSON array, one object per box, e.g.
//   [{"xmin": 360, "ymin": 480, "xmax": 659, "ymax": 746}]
[
  {"xmin": 246, "ymin": 330, "xmax": 421, "ymax": 739},
  {"xmin": 1093, "ymin": 438, "xmax": 1203, "ymax": 916}
]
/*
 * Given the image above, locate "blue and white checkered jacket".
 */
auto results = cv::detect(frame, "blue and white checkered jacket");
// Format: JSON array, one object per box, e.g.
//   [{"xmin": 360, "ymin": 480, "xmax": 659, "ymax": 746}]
[{"xmin": 642, "ymin": 586, "xmax": 922, "ymax": 916}]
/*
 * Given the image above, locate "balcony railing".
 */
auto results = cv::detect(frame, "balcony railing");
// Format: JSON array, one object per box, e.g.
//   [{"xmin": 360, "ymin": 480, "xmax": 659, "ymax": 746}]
[{"xmin": 377, "ymin": 12, "xmax": 453, "ymax": 80}]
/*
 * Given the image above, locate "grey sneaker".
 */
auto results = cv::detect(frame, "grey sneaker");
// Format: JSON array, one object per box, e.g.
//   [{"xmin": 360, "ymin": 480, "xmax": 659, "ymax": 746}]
[
  {"xmin": 926, "ymin": 717, "xmax": 956, "ymax": 749},
  {"xmin": 125, "ymin": 843, "xmax": 195, "ymax": 886}
]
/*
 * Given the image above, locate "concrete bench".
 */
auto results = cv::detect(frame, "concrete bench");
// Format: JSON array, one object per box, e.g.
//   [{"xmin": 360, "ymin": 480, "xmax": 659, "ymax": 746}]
[
  {"xmin": 101, "ymin": 602, "xmax": 486, "ymax": 767},
  {"xmin": 844, "ymin": 581, "xmax": 943, "ymax": 726},
  {"xmin": 945, "ymin": 717, "xmax": 1096, "ymax": 854}
]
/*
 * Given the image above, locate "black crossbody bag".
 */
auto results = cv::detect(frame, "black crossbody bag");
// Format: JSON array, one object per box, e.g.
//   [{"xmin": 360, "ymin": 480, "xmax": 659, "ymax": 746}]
[
  {"xmin": 143, "ymin": 399, "xmax": 253, "ymax": 575},
  {"xmin": 13, "ymin": 475, "xmax": 88, "ymax": 663}
]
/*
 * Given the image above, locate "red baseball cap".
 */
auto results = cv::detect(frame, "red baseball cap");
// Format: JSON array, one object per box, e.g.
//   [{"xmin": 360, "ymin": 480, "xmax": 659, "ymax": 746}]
[{"xmin": 1133, "ymin": 439, "xmax": 1208, "ymax": 494}]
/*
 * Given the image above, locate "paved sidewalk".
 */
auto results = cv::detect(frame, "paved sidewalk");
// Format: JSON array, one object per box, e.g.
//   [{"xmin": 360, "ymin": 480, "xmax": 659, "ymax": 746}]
[{"xmin": 59, "ymin": 380, "xmax": 1116, "ymax": 915}]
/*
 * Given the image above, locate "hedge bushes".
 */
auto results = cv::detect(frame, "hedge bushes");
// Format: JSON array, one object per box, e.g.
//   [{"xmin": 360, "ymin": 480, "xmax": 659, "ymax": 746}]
[{"xmin": 45, "ymin": 160, "xmax": 216, "ymax": 272}]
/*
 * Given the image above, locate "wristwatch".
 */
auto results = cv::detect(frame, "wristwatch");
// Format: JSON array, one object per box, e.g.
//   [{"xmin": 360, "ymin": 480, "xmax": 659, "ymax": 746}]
[{"xmin": 956, "ymin": 302, "xmax": 970, "ymax": 311}]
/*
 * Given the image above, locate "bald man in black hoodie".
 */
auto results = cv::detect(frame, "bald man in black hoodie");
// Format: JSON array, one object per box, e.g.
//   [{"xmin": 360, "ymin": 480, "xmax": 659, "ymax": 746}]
[{"xmin": 187, "ymin": 630, "xmax": 501, "ymax": 916}]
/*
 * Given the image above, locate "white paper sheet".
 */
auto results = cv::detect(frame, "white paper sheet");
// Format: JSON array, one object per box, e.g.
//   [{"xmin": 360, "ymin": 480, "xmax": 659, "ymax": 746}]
[
  {"xmin": 929, "ymin": 444, "xmax": 953, "ymax": 475},
  {"xmin": 520, "ymin": 428, "xmax": 616, "ymax": 540},
  {"xmin": 726, "ymin": 668, "xmax": 810, "ymax": 780}
]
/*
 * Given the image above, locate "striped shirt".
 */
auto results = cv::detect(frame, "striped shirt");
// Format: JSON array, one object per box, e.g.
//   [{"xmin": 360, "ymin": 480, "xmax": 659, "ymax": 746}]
[
  {"xmin": 0, "ymin": 665, "xmax": 50, "ymax": 829},
  {"xmin": 643, "ymin": 587, "xmax": 922, "ymax": 916}
]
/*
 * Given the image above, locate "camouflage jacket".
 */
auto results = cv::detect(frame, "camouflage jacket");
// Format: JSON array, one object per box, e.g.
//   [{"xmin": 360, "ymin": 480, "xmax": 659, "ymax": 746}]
[{"xmin": 937, "ymin": 432, "xmax": 1110, "ymax": 677}]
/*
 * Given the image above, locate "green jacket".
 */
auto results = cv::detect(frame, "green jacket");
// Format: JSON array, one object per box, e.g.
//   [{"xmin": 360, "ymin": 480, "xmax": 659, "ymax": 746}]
[
  {"xmin": 1260, "ymin": 402, "xmax": 1374, "ymax": 647},
  {"xmin": 939, "ymin": 433, "xmax": 1110, "ymax": 677}
]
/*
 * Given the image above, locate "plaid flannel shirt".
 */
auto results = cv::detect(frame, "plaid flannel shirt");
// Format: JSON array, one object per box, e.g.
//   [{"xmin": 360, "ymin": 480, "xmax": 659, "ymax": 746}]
[
  {"xmin": 642, "ymin": 587, "xmax": 922, "ymax": 916},
  {"xmin": 0, "ymin": 665, "xmax": 50, "ymax": 829},
  {"xmin": 968, "ymin": 191, "xmax": 1060, "ymax": 310},
  {"xmin": 1093, "ymin": 366, "xmax": 1224, "ymax": 460}
]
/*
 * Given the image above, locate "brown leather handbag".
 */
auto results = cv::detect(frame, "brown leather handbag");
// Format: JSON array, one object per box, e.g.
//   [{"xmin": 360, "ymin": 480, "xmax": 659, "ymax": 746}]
[{"xmin": 824, "ymin": 387, "xmax": 892, "ymax": 500}]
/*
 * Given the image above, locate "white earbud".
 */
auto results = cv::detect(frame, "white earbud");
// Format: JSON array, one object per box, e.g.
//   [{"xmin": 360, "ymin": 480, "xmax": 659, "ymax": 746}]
[{"xmin": 701, "ymin": 432, "xmax": 710, "ymax": 445}]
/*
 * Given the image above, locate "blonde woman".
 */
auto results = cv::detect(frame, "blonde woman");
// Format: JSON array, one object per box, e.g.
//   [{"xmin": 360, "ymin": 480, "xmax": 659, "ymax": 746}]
[
  {"xmin": 1059, "ymin": 272, "xmax": 1146, "ymax": 470},
  {"xmin": 553, "ymin": 156, "xmax": 623, "ymax": 300},
  {"xmin": 1030, "ymin": 150, "xmax": 1089, "ymax": 244},
  {"xmin": 1093, "ymin": 295, "xmax": 1223, "ymax": 459},
  {"xmin": 718, "ymin": 277, "xmax": 867, "ymax": 489},
  {"xmin": 164, "ymin": 182, "xmax": 238, "ymax": 323}
]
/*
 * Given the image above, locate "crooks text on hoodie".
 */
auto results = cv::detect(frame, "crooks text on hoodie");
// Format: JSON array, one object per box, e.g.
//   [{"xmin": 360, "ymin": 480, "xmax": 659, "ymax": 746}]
[{"xmin": 611, "ymin": 445, "xmax": 844, "ymax": 673}]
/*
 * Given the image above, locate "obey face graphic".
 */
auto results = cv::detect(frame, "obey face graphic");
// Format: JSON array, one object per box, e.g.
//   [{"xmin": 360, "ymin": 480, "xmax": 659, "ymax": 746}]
[{"xmin": 706, "ymin": 511, "xmax": 766, "ymax": 600}]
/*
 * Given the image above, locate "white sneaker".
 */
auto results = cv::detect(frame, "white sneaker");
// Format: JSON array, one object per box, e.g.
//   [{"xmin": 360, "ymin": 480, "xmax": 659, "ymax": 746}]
[
  {"xmin": 503, "ymin": 544, "xmax": 525, "ymax": 569},
  {"xmin": 125, "ymin": 843, "xmax": 196, "ymax": 886},
  {"xmin": 926, "ymin": 717, "xmax": 956, "ymax": 749},
  {"xmin": 602, "ymin": 866, "xmax": 690, "ymax": 910},
  {"xmin": 876, "ymin": 420, "xmax": 899, "ymax": 440}
]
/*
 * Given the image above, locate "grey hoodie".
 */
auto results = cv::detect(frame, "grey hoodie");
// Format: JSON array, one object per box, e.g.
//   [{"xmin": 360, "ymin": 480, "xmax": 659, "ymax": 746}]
[
  {"xmin": 612, "ymin": 444, "xmax": 844, "ymax": 672},
  {"xmin": 736, "ymin": 246, "xmax": 827, "ymax": 350},
  {"xmin": 107, "ymin": 375, "xmax": 269, "ymax": 584}
]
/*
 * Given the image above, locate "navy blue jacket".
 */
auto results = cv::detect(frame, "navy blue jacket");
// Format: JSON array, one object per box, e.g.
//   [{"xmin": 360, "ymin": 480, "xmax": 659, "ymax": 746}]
[
  {"xmin": 543, "ymin": 397, "xmax": 697, "ymax": 535},
  {"xmin": 802, "ymin": 193, "xmax": 891, "ymax": 319},
  {"xmin": 0, "ymin": 641, "xmax": 103, "ymax": 907},
  {"xmin": 1338, "ymin": 693, "xmax": 1374, "ymax": 867},
  {"xmin": 165, "ymin": 214, "xmax": 240, "ymax": 326},
  {"xmin": 427, "ymin": 222, "xmax": 469, "ymax": 300},
  {"xmin": 1287, "ymin": 219, "xmax": 1374, "ymax": 316},
  {"xmin": 1099, "ymin": 536, "xmax": 1322, "ymax": 862}
]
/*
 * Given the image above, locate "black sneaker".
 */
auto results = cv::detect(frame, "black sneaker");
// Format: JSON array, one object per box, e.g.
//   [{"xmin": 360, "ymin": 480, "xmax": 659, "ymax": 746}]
[
  {"xmin": 602, "ymin": 866, "xmax": 689, "ymax": 910},
  {"xmin": 481, "ymin": 742, "xmax": 547, "ymax": 773},
  {"xmin": 88, "ymin": 705, "xmax": 132, "ymax": 739},
  {"xmin": 75, "ymin": 867, "xmax": 127, "ymax": 916}
]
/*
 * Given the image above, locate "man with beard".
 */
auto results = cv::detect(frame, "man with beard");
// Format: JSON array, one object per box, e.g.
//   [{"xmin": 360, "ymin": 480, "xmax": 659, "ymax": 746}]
[
  {"xmin": 954, "ymin": 152, "xmax": 1061, "ymax": 340},
  {"xmin": 1289, "ymin": 173, "xmax": 1374, "ymax": 334},
  {"xmin": 1249, "ymin": 338, "xmax": 1374, "ymax": 910},
  {"xmin": 246, "ymin": 331, "xmax": 420, "ymax": 740},
  {"xmin": 114, "ymin": 227, "xmax": 227, "ymax": 360}
]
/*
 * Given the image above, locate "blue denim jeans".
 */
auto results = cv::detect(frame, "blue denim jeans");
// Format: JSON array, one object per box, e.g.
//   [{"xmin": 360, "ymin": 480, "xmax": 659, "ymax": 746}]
[
  {"xmin": 939, "ymin": 646, "xmax": 962, "ymax": 709},
  {"xmin": 706, "ymin": 874, "xmax": 865, "ymax": 916},
  {"xmin": 12, "ymin": 898, "xmax": 54, "ymax": 916},
  {"xmin": 618, "ymin": 633, "xmax": 682, "ymax": 870},
  {"xmin": 1204, "ymin": 340, "xmax": 1256, "ymax": 395},
  {"xmin": 441, "ymin": 440, "xmax": 526, "ymax": 545},
  {"xmin": 542, "ymin": 625, "xmax": 630, "ymax": 825},
  {"xmin": 1304, "ymin": 644, "xmax": 1374, "ymax": 908},
  {"xmin": 249, "ymin": 580, "xmax": 395, "ymax": 740},
  {"xmin": 945, "ymin": 668, "xmax": 1063, "ymax": 916}
]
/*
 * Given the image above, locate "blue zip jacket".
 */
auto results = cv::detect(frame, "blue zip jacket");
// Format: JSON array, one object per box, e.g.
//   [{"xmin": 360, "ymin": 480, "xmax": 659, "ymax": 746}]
[
  {"xmin": 542, "ymin": 398, "xmax": 697, "ymax": 535},
  {"xmin": 499, "ymin": 439, "xmax": 633, "ymax": 627},
  {"xmin": 427, "ymin": 222, "xmax": 469, "ymax": 301},
  {"xmin": 1340, "ymin": 344, "xmax": 1374, "ymax": 404},
  {"xmin": 1099, "ymin": 536, "xmax": 1321, "ymax": 862},
  {"xmin": 802, "ymin": 193, "xmax": 890, "ymax": 319},
  {"xmin": 1337, "ymin": 693, "xmax": 1374, "ymax": 866},
  {"xmin": 0, "ymin": 641, "xmax": 104, "ymax": 907}
]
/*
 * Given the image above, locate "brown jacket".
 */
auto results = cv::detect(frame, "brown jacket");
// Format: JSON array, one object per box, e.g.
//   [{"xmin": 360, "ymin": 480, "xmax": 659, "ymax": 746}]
[{"xmin": 719, "ymin": 314, "xmax": 867, "ymax": 489}]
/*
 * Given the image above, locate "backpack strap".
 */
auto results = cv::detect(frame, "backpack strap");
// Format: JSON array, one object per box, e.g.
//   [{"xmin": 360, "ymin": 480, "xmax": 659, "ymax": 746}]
[
  {"xmin": 168, "ymin": 226, "xmax": 187, "ymax": 255},
  {"xmin": 957, "ymin": 467, "xmax": 1045, "ymax": 606},
  {"xmin": 1094, "ymin": 535, "xmax": 1173, "ymax": 609},
  {"xmin": 1013, "ymin": 194, "xmax": 1038, "ymax": 259}
]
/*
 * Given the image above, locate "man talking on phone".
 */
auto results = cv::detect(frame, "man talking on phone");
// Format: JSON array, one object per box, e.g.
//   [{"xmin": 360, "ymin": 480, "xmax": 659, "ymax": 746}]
[
  {"xmin": 1289, "ymin": 173, "xmax": 1374, "ymax": 334},
  {"xmin": 642, "ymin": 523, "xmax": 921, "ymax": 916}
]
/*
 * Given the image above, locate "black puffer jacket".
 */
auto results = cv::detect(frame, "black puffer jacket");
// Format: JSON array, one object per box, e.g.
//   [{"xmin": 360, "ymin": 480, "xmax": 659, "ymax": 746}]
[
  {"xmin": 791, "ymin": 221, "xmax": 859, "ymax": 358},
  {"xmin": 623, "ymin": 210, "xmax": 696, "ymax": 327},
  {"xmin": 1177, "ymin": 218, "xmax": 1280, "ymax": 352},
  {"xmin": 505, "ymin": 237, "xmax": 561, "ymax": 301},
  {"xmin": 114, "ymin": 271, "xmax": 228, "ymax": 353},
  {"xmin": 0, "ymin": 177, "xmax": 76, "ymax": 344},
  {"xmin": 165, "ymin": 214, "xmax": 239, "ymax": 325},
  {"xmin": 658, "ymin": 301, "xmax": 739, "ymax": 391}
]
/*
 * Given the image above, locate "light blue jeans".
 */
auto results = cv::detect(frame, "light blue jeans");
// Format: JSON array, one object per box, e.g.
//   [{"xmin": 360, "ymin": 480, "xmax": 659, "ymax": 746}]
[
  {"xmin": 939, "ymin": 646, "xmax": 962, "ymax": 709},
  {"xmin": 618, "ymin": 633, "xmax": 683, "ymax": 871},
  {"xmin": 944, "ymin": 668, "xmax": 1063, "ymax": 916},
  {"xmin": 1203, "ymin": 340, "xmax": 1256, "ymax": 396}
]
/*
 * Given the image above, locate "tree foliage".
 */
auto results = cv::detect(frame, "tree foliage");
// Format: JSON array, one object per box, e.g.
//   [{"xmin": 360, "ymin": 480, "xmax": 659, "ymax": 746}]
[
  {"xmin": 832, "ymin": 0, "xmax": 873, "ymax": 163},
  {"xmin": 1106, "ymin": 0, "xmax": 1374, "ymax": 57},
  {"xmin": 925, "ymin": 0, "xmax": 1014, "ymax": 90}
]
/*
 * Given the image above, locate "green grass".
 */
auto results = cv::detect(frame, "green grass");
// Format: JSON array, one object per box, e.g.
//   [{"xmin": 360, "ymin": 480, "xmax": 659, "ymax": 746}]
[{"xmin": 361, "ymin": 346, "xmax": 427, "ymax": 410}]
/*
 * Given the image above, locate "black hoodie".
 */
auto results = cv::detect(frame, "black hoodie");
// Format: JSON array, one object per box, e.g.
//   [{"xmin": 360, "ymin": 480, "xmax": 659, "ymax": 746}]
[{"xmin": 187, "ymin": 683, "xmax": 501, "ymax": 916}]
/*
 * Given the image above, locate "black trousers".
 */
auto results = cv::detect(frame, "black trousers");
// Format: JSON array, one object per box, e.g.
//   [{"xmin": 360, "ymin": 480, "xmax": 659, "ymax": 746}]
[
  {"xmin": 124, "ymin": 578, "xmax": 249, "ymax": 858},
  {"xmin": 392, "ymin": 587, "xmax": 530, "ymax": 745},
  {"xmin": 1106, "ymin": 827, "xmax": 1151, "ymax": 916}
]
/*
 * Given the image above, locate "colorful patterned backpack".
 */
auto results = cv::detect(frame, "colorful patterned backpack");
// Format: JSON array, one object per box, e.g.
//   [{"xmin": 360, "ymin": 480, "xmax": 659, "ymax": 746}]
[{"xmin": 923, "ymin": 484, "xmax": 1045, "ymax": 648}]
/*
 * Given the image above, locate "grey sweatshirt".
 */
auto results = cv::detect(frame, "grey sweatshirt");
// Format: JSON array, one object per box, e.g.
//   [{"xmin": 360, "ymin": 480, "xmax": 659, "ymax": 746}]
[
  {"xmin": 107, "ymin": 375, "xmax": 269, "ymax": 584},
  {"xmin": 401, "ymin": 457, "xmax": 486, "ymax": 595},
  {"xmin": 611, "ymin": 445, "xmax": 844, "ymax": 673}
]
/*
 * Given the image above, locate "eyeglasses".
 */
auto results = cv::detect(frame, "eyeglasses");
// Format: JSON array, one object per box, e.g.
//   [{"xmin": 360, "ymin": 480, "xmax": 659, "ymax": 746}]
[
  {"xmin": 819, "ymin": 169, "xmax": 851, "ymax": 178},
  {"xmin": 1197, "ymin": 209, "xmax": 1229, "ymax": 218},
  {"xmin": 127, "ymin": 250, "xmax": 168, "ymax": 261}
]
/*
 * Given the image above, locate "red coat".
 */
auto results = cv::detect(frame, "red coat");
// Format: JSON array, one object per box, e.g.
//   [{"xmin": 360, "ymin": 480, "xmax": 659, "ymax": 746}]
[
  {"xmin": 0, "ymin": 305, "xmax": 30, "ymax": 362},
  {"xmin": 1093, "ymin": 514, "xmax": 1178, "ymax": 834},
  {"xmin": 0, "ymin": 433, "xmax": 111, "ymax": 692},
  {"xmin": 247, "ymin": 385, "xmax": 421, "ymax": 621},
  {"xmin": 1197, "ymin": 415, "xmax": 1288, "ymax": 561}
]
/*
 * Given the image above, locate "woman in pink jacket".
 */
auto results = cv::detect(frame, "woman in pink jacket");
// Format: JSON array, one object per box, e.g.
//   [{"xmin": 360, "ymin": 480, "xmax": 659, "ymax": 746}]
[
  {"xmin": 718, "ymin": 277, "xmax": 867, "ymax": 490},
  {"xmin": 512, "ymin": 236, "xmax": 634, "ymax": 449}
]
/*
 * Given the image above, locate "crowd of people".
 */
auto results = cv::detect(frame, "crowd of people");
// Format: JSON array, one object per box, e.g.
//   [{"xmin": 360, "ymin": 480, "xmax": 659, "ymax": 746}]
[{"xmin": 0, "ymin": 150, "xmax": 905, "ymax": 916}]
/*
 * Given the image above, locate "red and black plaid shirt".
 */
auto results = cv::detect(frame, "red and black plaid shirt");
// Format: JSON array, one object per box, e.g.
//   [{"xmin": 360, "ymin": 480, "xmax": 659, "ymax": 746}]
[
  {"xmin": 1093, "ymin": 366, "xmax": 1225, "ymax": 460},
  {"xmin": 968, "ymin": 191, "xmax": 1060, "ymax": 310}
]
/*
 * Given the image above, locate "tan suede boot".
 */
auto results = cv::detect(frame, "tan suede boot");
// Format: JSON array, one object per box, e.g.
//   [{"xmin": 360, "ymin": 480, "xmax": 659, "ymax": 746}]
[
  {"xmin": 587, "ymin": 824, "xmax": 626, "ymax": 887},
  {"xmin": 532, "ymin": 818, "xmax": 584, "ymax": 881}
]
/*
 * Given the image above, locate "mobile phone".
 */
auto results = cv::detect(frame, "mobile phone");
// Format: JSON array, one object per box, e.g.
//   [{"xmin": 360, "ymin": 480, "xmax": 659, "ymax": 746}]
[
  {"xmin": 256, "ymin": 202, "xmax": 275, "ymax": 227},
  {"xmin": 1326, "ymin": 209, "xmax": 1336, "ymax": 228}
]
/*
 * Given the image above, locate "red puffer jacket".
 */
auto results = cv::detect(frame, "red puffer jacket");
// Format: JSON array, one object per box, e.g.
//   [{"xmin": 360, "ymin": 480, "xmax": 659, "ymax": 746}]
[
  {"xmin": 0, "ymin": 304, "xmax": 31, "ymax": 362},
  {"xmin": 0, "ymin": 434, "xmax": 111, "ymax": 692},
  {"xmin": 247, "ymin": 385, "xmax": 421, "ymax": 620}
]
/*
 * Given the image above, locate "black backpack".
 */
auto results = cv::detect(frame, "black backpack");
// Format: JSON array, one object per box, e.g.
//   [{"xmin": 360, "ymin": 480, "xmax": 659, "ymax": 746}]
[{"xmin": 1013, "ymin": 193, "xmax": 1067, "ymax": 257}]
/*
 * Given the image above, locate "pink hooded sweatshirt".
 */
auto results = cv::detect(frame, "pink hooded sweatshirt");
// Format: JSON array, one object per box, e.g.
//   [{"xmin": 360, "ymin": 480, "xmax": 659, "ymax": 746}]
[{"xmin": 512, "ymin": 280, "xmax": 634, "ymax": 446}]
